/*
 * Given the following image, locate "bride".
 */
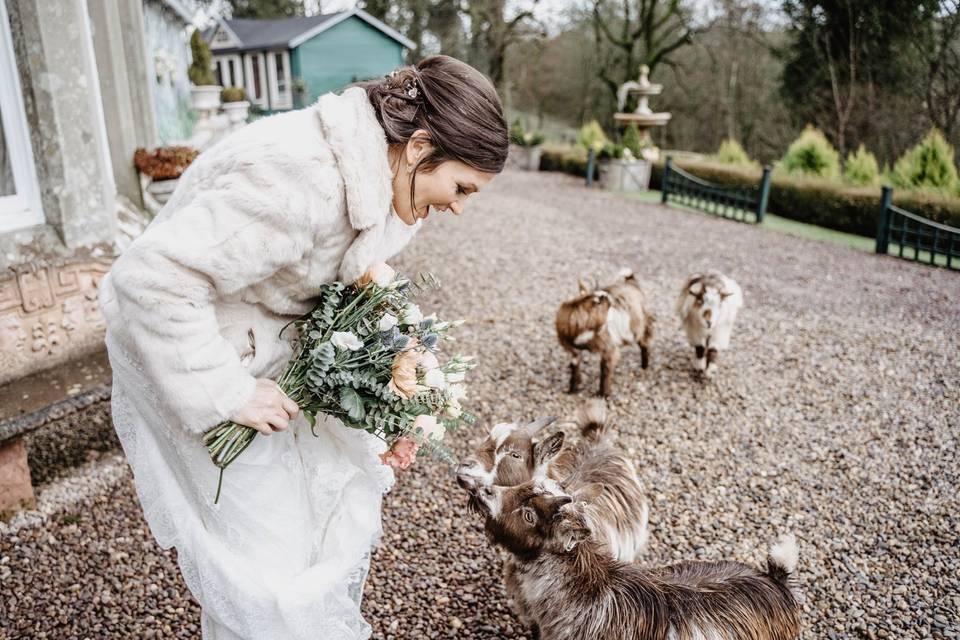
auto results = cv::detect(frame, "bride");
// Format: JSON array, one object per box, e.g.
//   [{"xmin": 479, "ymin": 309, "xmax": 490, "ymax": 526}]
[{"xmin": 98, "ymin": 55, "xmax": 507, "ymax": 639}]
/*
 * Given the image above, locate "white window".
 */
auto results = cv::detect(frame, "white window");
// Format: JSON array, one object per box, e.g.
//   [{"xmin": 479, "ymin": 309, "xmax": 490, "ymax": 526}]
[
  {"xmin": 215, "ymin": 54, "xmax": 243, "ymax": 88},
  {"xmin": 244, "ymin": 53, "xmax": 267, "ymax": 107},
  {"xmin": 266, "ymin": 50, "xmax": 292, "ymax": 110},
  {"xmin": 0, "ymin": 1, "xmax": 41, "ymax": 233}
]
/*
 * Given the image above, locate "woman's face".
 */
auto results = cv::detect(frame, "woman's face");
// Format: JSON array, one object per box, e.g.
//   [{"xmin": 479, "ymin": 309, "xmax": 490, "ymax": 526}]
[{"xmin": 391, "ymin": 131, "xmax": 495, "ymax": 225}]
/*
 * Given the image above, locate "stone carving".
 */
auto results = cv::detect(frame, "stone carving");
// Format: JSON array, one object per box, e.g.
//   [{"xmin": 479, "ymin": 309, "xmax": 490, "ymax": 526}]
[{"xmin": 0, "ymin": 258, "xmax": 112, "ymax": 386}]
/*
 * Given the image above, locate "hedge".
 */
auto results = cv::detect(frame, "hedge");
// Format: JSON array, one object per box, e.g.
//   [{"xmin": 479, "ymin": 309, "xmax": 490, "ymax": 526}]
[
  {"xmin": 540, "ymin": 145, "xmax": 599, "ymax": 181},
  {"xmin": 647, "ymin": 159, "xmax": 960, "ymax": 237}
]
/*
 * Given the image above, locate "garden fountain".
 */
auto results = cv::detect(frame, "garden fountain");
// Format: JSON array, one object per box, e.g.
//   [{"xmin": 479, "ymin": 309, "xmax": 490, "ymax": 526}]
[{"xmin": 598, "ymin": 64, "xmax": 672, "ymax": 190}]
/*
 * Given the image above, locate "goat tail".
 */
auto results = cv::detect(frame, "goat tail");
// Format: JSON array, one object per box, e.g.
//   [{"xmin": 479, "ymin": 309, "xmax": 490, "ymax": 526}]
[
  {"xmin": 578, "ymin": 398, "xmax": 609, "ymax": 442},
  {"xmin": 766, "ymin": 534, "xmax": 799, "ymax": 586}
]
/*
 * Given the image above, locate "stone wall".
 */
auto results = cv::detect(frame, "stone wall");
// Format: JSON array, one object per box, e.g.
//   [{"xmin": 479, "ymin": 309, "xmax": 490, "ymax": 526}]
[{"xmin": 0, "ymin": 258, "xmax": 110, "ymax": 387}]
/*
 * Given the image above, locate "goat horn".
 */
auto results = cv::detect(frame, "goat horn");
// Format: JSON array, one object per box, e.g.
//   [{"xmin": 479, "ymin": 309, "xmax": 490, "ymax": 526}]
[{"xmin": 525, "ymin": 416, "xmax": 557, "ymax": 435}]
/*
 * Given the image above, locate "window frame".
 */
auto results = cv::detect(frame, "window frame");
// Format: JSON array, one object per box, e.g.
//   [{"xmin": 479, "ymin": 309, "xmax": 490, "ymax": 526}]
[{"xmin": 0, "ymin": 0, "xmax": 42, "ymax": 233}]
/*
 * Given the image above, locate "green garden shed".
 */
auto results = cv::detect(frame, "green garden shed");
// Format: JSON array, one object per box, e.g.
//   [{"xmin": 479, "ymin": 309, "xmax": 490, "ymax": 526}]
[{"xmin": 204, "ymin": 9, "xmax": 414, "ymax": 112}]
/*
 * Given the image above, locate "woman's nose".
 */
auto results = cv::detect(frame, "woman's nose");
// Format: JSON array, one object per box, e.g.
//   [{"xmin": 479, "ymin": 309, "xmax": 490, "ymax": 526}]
[{"xmin": 449, "ymin": 201, "xmax": 463, "ymax": 215}]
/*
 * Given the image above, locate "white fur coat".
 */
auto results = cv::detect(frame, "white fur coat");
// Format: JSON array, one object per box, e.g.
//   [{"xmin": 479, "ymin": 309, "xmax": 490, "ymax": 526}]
[
  {"xmin": 102, "ymin": 86, "xmax": 419, "ymax": 435},
  {"xmin": 98, "ymin": 88, "xmax": 420, "ymax": 640}
]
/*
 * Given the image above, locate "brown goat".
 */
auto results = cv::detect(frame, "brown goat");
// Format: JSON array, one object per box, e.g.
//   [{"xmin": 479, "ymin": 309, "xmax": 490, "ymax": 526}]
[
  {"xmin": 556, "ymin": 270, "xmax": 654, "ymax": 397},
  {"xmin": 478, "ymin": 481, "xmax": 802, "ymax": 640}
]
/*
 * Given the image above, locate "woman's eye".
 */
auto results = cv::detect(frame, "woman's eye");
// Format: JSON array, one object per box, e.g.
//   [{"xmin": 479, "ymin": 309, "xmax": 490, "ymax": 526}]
[{"xmin": 456, "ymin": 185, "xmax": 467, "ymax": 195}]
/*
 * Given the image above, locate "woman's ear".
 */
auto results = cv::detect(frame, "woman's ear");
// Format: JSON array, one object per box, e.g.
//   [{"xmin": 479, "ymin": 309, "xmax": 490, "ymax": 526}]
[{"xmin": 405, "ymin": 129, "xmax": 435, "ymax": 167}]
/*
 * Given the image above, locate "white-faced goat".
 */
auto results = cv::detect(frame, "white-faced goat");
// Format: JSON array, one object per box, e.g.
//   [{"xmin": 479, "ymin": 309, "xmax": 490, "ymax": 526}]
[
  {"xmin": 556, "ymin": 270, "xmax": 655, "ymax": 397},
  {"xmin": 456, "ymin": 402, "xmax": 650, "ymax": 635},
  {"xmin": 478, "ymin": 480, "xmax": 802, "ymax": 640},
  {"xmin": 676, "ymin": 270, "xmax": 743, "ymax": 377}
]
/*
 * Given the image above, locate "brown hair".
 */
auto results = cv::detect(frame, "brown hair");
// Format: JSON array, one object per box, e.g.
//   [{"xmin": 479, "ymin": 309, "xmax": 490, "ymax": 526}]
[{"xmin": 357, "ymin": 55, "xmax": 508, "ymax": 208}]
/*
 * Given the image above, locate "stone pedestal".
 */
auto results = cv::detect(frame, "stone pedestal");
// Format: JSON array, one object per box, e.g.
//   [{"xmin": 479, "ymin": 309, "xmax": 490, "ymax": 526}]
[
  {"xmin": 0, "ymin": 438, "xmax": 35, "ymax": 520},
  {"xmin": 599, "ymin": 159, "xmax": 652, "ymax": 191},
  {"xmin": 510, "ymin": 145, "xmax": 542, "ymax": 171}
]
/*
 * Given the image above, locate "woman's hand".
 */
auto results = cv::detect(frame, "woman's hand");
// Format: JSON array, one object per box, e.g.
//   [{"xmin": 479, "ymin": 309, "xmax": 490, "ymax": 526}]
[{"xmin": 229, "ymin": 379, "xmax": 299, "ymax": 436}]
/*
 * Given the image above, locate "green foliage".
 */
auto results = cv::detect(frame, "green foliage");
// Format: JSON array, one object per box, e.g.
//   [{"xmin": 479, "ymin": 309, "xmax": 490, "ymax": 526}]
[
  {"xmin": 576, "ymin": 120, "xmax": 610, "ymax": 153},
  {"xmin": 715, "ymin": 139, "xmax": 756, "ymax": 167},
  {"xmin": 539, "ymin": 145, "xmax": 599, "ymax": 180},
  {"xmin": 509, "ymin": 119, "xmax": 545, "ymax": 147},
  {"xmin": 187, "ymin": 30, "xmax": 216, "ymax": 86},
  {"xmin": 780, "ymin": 126, "xmax": 841, "ymax": 180},
  {"xmin": 598, "ymin": 142, "xmax": 625, "ymax": 160},
  {"xmin": 220, "ymin": 86, "xmax": 247, "ymax": 103},
  {"xmin": 621, "ymin": 124, "xmax": 644, "ymax": 159},
  {"xmin": 647, "ymin": 158, "xmax": 960, "ymax": 237},
  {"xmin": 892, "ymin": 129, "xmax": 959, "ymax": 192},
  {"xmin": 843, "ymin": 145, "xmax": 880, "ymax": 186},
  {"xmin": 226, "ymin": 0, "xmax": 305, "ymax": 18}
]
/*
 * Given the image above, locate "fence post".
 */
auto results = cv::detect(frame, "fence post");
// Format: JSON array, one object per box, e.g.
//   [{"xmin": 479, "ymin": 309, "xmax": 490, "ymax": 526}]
[
  {"xmin": 876, "ymin": 186, "xmax": 892, "ymax": 255},
  {"xmin": 586, "ymin": 147, "xmax": 595, "ymax": 187},
  {"xmin": 661, "ymin": 156, "xmax": 673, "ymax": 204},
  {"xmin": 756, "ymin": 166, "xmax": 772, "ymax": 224}
]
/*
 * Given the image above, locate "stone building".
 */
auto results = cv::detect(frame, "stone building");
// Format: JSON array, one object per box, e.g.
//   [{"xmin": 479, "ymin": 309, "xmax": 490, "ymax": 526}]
[{"xmin": 0, "ymin": 0, "xmax": 198, "ymax": 517}]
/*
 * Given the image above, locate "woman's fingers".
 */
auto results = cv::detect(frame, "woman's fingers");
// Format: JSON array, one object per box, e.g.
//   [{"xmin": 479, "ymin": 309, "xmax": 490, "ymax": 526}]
[
  {"xmin": 280, "ymin": 395, "xmax": 299, "ymax": 418},
  {"xmin": 266, "ymin": 412, "xmax": 289, "ymax": 432}
]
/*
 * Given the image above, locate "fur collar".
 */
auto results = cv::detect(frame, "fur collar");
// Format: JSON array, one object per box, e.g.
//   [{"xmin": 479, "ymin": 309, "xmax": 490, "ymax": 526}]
[
  {"xmin": 315, "ymin": 86, "xmax": 420, "ymax": 282},
  {"xmin": 315, "ymin": 86, "xmax": 394, "ymax": 232}
]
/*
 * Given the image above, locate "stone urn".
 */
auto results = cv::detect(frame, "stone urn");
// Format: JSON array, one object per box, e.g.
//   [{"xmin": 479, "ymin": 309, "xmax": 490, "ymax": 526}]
[
  {"xmin": 190, "ymin": 85, "xmax": 222, "ymax": 112},
  {"xmin": 599, "ymin": 158, "xmax": 651, "ymax": 191},
  {"xmin": 510, "ymin": 144, "xmax": 542, "ymax": 171},
  {"xmin": 222, "ymin": 100, "xmax": 250, "ymax": 129},
  {"xmin": 139, "ymin": 173, "xmax": 179, "ymax": 216}
]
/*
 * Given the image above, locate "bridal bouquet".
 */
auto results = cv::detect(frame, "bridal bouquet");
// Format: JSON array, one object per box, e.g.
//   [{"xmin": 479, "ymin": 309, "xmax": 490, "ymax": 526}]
[{"xmin": 203, "ymin": 262, "xmax": 475, "ymax": 501}]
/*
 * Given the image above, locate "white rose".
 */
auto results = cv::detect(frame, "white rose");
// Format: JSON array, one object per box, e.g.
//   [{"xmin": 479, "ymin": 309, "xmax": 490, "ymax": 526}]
[
  {"xmin": 378, "ymin": 313, "xmax": 398, "ymax": 332},
  {"xmin": 445, "ymin": 371, "xmax": 466, "ymax": 383},
  {"xmin": 444, "ymin": 400, "xmax": 462, "ymax": 419},
  {"xmin": 331, "ymin": 331, "xmax": 363, "ymax": 351},
  {"xmin": 423, "ymin": 367, "xmax": 447, "ymax": 389},
  {"xmin": 413, "ymin": 414, "xmax": 445, "ymax": 441},
  {"xmin": 402, "ymin": 304, "xmax": 423, "ymax": 325},
  {"xmin": 419, "ymin": 350, "xmax": 439, "ymax": 371},
  {"xmin": 448, "ymin": 383, "xmax": 467, "ymax": 401}
]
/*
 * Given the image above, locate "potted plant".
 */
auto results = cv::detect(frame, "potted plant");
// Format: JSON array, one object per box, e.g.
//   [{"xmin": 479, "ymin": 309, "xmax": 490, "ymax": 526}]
[
  {"xmin": 221, "ymin": 86, "xmax": 250, "ymax": 128},
  {"xmin": 292, "ymin": 78, "xmax": 310, "ymax": 108},
  {"xmin": 133, "ymin": 146, "xmax": 199, "ymax": 215},
  {"xmin": 188, "ymin": 30, "xmax": 221, "ymax": 117},
  {"xmin": 598, "ymin": 124, "xmax": 653, "ymax": 191},
  {"xmin": 509, "ymin": 119, "xmax": 546, "ymax": 171}
]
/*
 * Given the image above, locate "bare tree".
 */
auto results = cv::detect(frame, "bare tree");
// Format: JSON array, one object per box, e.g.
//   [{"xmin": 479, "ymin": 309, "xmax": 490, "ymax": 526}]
[
  {"xmin": 920, "ymin": 0, "xmax": 960, "ymax": 145},
  {"xmin": 591, "ymin": 0, "xmax": 698, "ymax": 99}
]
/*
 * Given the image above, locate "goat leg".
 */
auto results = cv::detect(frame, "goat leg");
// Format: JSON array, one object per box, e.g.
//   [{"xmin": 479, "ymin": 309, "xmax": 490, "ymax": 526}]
[
  {"xmin": 599, "ymin": 348, "xmax": 620, "ymax": 397},
  {"xmin": 568, "ymin": 354, "xmax": 581, "ymax": 393},
  {"xmin": 640, "ymin": 344, "xmax": 650, "ymax": 370},
  {"xmin": 694, "ymin": 345, "xmax": 706, "ymax": 371},
  {"xmin": 705, "ymin": 347, "xmax": 719, "ymax": 377}
]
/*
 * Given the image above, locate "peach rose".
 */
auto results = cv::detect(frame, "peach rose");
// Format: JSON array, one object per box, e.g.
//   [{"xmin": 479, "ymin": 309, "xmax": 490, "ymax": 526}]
[
  {"xmin": 380, "ymin": 437, "xmax": 420, "ymax": 469},
  {"xmin": 388, "ymin": 338, "xmax": 422, "ymax": 399},
  {"xmin": 355, "ymin": 262, "xmax": 396, "ymax": 288}
]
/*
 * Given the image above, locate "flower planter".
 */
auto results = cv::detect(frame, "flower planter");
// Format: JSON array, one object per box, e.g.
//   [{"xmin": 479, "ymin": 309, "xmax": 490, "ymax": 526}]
[
  {"xmin": 138, "ymin": 174, "xmax": 179, "ymax": 216},
  {"xmin": 510, "ymin": 144, "xmax": 543, "ymax": 171},
  {"xmin": 190, "ymin": 85, "xmax": 222, "ymax": 112},
  {"xmin": 599, "ymin": 159, "xmax": 652, "ymax": 191},
  {"xmin": 222, "ymin": 100, "xmax": 250, "ymax": 129}
]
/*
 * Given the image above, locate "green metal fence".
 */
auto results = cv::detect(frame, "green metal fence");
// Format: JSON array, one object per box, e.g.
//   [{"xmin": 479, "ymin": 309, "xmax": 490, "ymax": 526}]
[
  {"xmin": 661, "ymin": 157, "xmax": 771, "ymax": 224},
  {"xmin": 876, "ymin": 186, "xmax": 960, "ymax": 270}
]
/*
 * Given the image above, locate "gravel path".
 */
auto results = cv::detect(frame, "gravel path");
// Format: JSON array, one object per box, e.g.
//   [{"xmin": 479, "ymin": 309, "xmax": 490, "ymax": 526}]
[{"xmin": 2, "ymin": 168, "xmax": 958, "ymax": 639}]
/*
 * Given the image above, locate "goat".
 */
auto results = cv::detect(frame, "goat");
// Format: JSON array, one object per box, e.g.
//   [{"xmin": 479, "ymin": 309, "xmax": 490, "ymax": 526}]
[
  {"xmin": 456, "ymin": 402, "xmax": 650, "ymax": 635},
  {"xmin": 556, "ymin": 269, "xmax": 654, "ymax": 397},
  {"xmin": 676, "ymin": 270, "xmax": 743, "ymax": 377},
  {"xmin": 478, "ymin": 480, "xmax": 802, "ymax": 640}
]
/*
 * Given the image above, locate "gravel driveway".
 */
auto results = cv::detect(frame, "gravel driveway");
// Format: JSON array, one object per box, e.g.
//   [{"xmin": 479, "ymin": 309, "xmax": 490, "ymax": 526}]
[{"xmin": 2, "ymin": 168, "xmax": 958, "ymax": 639}]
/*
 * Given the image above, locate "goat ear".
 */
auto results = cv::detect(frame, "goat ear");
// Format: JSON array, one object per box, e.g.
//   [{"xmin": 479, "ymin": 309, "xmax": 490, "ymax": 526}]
[
  {"xmin": 534, "ymin": 431, "xmax": 565, "ymax": 466},
  {"xmin": 578, "ymin": 277, "xmax": 591, "ymax": 294},
  {"xmin": 525, "ymin": 416, "xmax": 556, "ymax": 437},
  {"xmin": 573, "ymin": 482, "xmax": 603, "ymax": 504}
]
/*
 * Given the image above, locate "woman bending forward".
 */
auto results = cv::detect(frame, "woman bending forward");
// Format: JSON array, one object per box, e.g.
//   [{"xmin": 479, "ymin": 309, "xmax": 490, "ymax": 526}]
[{"xmin": 99, "ymin": 56, "xmax": 507, "ymax": 639}]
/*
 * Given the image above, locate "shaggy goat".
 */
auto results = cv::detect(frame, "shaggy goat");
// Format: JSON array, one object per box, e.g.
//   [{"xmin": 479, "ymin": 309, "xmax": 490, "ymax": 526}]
[
  {"xmin": 478, "ymin": 481, "xmax": 802, "ymax": 640},
  {"xmin": 676, "ymin": 270, "xmax": 743, "ymax": 376},
  {"xmin": 456, "ymin": 402, "xmax": 650, "ymax": 634},
  {"xmin": 556, "ymin": 270, "xmax": 654, "ymax": 397}
]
